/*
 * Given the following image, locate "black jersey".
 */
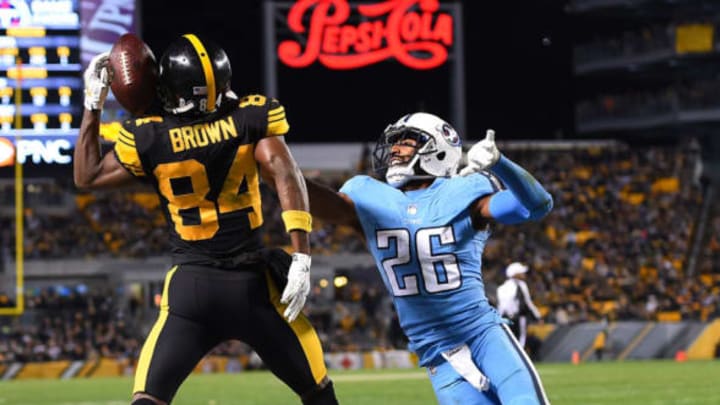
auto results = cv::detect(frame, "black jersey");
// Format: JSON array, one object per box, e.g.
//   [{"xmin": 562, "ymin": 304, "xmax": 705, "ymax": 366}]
[{"xmin": 113, "ymin": 94, "xmax": 289, "ymax": 265}]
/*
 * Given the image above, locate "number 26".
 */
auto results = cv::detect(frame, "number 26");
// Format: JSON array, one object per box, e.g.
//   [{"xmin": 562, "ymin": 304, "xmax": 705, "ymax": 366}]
[{"xmin": 376, "ymin": 226, "xmax": 461, "ymax": 296}]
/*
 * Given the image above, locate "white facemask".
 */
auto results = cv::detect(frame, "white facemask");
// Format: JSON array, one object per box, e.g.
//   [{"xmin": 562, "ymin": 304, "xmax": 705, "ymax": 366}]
[
  {"xmin": 386, "ymin": 164, "xmax": 415, "ymax": 187},
  {"xmin": 385, "ymin": 154, "xmax": 433, "ymax": 188}
]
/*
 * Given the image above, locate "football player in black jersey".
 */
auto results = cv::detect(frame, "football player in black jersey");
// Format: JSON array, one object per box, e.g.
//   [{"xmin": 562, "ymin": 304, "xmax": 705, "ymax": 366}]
[{"xmin": 75, "ymin": 34, "xmax": 338, "ymax": 405}]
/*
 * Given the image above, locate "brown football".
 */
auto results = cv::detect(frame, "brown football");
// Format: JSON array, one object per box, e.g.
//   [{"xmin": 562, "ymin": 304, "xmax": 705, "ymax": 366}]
[{"xmin": 108, "ymin": 33, "xmax": 158, "ymax": 116}]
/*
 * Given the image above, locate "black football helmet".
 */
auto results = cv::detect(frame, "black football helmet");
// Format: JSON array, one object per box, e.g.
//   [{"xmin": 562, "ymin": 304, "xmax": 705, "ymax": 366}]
[{"xmin": 157, "ymin": 33, "xmax": 232, "ymax": 116}]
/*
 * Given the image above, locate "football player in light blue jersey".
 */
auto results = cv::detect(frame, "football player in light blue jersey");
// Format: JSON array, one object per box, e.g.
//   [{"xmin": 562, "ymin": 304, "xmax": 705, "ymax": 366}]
[{"xmin": 306, "ymin": 112, "xmax": 553, "ymax": 404}]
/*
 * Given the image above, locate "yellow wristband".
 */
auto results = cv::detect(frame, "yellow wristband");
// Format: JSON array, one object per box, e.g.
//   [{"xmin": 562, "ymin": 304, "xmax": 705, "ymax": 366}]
[{"xmin": 281, "ymin": 210, "xmax": 312, "ymax": 233}]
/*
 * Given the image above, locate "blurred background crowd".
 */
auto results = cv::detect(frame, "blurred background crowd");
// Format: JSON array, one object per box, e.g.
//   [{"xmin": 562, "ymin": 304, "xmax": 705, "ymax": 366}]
[
  {"xmin": 2, "ymin": 140, "xmax": 719, "ymax": 365},
  {"xmin": 2, "ymin": 0, "xmax": 720, "ymax": 370}
]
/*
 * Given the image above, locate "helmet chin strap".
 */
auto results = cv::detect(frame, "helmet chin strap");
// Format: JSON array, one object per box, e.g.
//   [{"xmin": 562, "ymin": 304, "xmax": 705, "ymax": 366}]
[
  {"xmin": 225, "ymin": 89, "xmax": 238, "ymax": 100},
  {"xmin": 165, "ymin": 91, "xmax": 235, "ymax": 115},
  {"xmin": 166, "ymin": 101, "xmax": 195, "ymax": 115}
]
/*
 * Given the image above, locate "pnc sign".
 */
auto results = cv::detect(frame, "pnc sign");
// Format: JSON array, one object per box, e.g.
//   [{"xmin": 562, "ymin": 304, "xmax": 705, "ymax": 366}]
[
  {"xmin": 278, "ymin": 0, "xmax": 454, "ymax": 70},
  {"xmin": 0, "ymin": 137, "xmax": 72, "ymax": 165}
]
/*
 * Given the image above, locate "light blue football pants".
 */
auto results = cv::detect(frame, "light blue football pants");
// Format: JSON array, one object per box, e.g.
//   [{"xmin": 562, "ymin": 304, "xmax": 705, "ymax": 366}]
[{"xmin": 427, "ymin": 322, "xmax": 550, "ymax": 405}]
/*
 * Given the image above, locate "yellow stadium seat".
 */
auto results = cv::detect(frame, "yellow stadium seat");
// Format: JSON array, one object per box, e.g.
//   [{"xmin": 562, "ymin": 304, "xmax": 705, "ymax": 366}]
[
  {"xmin": 651, "ymin": 177, "xmax": 680, "ymax": 194},
  {"xmin": 657, "ymin": 311, "xmax": 682, "ymax": 322},
  {"xmin": 601, "ymin": 301, "xmax": 618, "ymax": 314}
]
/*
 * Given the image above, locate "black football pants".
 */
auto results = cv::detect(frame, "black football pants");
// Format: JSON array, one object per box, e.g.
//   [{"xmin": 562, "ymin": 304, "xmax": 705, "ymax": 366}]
[{"xmin": 132, "ymin": 264, "xmax": 330, "ymax": 403}]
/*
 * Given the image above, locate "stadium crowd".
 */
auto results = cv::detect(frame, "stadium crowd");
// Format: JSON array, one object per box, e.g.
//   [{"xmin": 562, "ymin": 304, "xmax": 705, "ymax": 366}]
[
  {"xmin": 576, "ymin": 77, "xmax": 720, "ymax": 124},
  {"xmin": 475, "ymin": 144, "xmax": 719, "ymax": 324},
  {"xmin": 1, "ymin": 143, "xmax": 720, "ymax": 364},
  {"xmin": 574, "ymin": 23, "xmax": 673, "ymax": 66},
  {"xmin": 0, "ymin": 288, "xmax": 142, "ymax": 365},
  {"xmin": 573, "ymin": 17, "xmax": 720, "ymax": 125}
]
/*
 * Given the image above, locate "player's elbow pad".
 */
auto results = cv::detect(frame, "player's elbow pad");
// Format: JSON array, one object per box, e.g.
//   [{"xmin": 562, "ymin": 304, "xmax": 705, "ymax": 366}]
[{"xmin": 489, "ymin": 190, "xmax": 553, "ymax": 225}]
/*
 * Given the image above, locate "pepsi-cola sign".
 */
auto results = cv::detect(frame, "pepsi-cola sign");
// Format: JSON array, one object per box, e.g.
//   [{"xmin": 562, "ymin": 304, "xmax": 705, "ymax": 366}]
[{"xmin": 278, "ymin": 0, "xmax": 454, "ymax": 70}]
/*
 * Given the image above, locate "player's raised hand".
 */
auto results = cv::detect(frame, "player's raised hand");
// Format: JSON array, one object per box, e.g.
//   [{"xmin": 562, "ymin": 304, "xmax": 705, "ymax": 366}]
[
  {"xmin": 280, "ymin": 252, "xmax": 312, "ymax": 322},
  {"xmin": 83, "ymin": 51, "xmax": 111, "ymax": 111},
  {"xmin": 459, "ymin": 129, "xmax": 500, "ymax": 176}
]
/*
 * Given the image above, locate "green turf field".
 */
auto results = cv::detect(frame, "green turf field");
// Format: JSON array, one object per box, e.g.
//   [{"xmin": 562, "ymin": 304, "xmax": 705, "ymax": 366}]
[{"xmin": 1, "ymin": 360, "xmax": 719, "ymax": 404}]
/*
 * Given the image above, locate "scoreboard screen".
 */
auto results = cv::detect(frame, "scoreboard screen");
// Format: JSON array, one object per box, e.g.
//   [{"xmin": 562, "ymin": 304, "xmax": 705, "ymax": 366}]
[
  {"xmin": 0, "ymin": 0, "xmax": 82, "ymax": 165},
  {"xmin": 0, "ymin": 0, "xmax": 137, "ymax": 170}
]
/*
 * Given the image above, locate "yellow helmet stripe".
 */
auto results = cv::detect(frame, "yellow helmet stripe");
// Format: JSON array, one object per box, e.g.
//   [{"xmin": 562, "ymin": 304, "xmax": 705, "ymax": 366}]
[{"xmin": 183, "ymin": 34, "xmax": 216, "ymax": 112}]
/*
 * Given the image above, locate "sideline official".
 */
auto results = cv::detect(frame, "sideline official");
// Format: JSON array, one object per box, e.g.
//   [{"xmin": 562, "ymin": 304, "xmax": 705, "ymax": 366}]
[{"xmin": 496, "ymin": 262, "xmax": 542, "ymax": 348}]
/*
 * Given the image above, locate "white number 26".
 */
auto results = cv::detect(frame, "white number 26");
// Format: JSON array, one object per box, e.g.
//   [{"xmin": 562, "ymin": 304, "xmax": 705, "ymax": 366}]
[{"xmin": 376, "ymin": 226, "xmax": 461, "ymax": 297}]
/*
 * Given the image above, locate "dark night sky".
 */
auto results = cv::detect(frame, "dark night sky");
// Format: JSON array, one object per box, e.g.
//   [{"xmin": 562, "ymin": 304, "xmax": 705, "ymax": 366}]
[{"xmin": 140, "ymin": 1, "xmax": 573, "ymax": 143}]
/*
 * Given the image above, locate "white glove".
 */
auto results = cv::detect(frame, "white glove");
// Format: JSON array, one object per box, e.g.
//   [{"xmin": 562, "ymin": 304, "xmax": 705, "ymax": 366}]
[
  {"xmin": 83, "ymin": 51, "xmax": 111, "ymax": 111},
  {"xmin": 280, "ymin": 252, "xmax": 312, "ymax": 322},
  {"xmin": 459, "ymin": 129, "xmax": 500, "ymax": 176}
]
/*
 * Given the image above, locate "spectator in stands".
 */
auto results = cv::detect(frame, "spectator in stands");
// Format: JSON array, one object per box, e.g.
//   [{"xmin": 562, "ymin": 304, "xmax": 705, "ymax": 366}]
[{"xmin": 0, "ymin": 288, "xmax": 143, "ymax": 364}]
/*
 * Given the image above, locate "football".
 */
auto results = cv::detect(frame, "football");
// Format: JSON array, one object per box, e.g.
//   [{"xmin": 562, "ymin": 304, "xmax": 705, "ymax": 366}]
[{"xmin": 108, "ymin": 33, "xmax": 158, "ymax": 116}]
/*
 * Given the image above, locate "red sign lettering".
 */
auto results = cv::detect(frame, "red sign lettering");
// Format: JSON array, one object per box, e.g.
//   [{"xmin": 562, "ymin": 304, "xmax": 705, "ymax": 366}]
[{"xmin": 278, "ymin": 0, "xmax": 454, "ymax": 70}]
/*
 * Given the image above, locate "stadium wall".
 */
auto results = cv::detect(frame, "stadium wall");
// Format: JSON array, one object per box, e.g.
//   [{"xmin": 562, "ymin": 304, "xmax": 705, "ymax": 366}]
[
  {"xmin": 538, "ymin": 321, "xmax": 718, "ymax": 363},
  {"xmin": 0, "ymin": 350, "xmax": 419, "ymax": 380},
  {"xmin": 2, "ymin": 321, "xmax": 718, "ymax": 380},
  {"xmin": 688, "ymin": 319, "xmax": 720, "ymax": 360}
]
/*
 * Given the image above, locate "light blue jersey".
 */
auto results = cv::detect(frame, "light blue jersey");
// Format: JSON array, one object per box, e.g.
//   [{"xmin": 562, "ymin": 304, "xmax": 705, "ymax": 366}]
[
  {"xmin": 340, "ymin": 173, "xmax": 498, "ymax": 366},
  {"xmin": 341, "ymin": 173, "xmax": 551, "ymax": 404}
]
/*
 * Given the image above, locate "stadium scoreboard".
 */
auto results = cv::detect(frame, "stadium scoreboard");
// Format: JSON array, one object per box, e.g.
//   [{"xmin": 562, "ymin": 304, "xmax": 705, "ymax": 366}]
[
  {"xmin": 0, "ymin": 0, "xmax": 137, "ymax": 171},
  {"xmin": 0, "ymin": 0, "xmax": 82, "ymax": 166}
]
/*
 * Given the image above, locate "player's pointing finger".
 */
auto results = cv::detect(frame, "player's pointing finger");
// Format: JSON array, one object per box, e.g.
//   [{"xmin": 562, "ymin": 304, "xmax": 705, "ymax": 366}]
[{"xmin": 485, "ymin": 129, "xmax": 495, "ymax": 142}]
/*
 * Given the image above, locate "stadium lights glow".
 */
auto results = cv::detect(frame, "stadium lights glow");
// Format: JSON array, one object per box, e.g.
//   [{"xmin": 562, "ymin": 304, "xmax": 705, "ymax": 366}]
[{"xmin": 333, "ymin": 276, "xmax": 349, "ymax": 288}]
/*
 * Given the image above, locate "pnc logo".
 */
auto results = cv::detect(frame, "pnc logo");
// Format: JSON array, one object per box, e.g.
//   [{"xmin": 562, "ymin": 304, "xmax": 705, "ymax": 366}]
[
  {"xmin": 279, "ymin": 0, "xmax": 454, "ymax": 70},
  {"xmin": 0, "ymin": 137, "xmax": 15, "ymax": 167}
]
